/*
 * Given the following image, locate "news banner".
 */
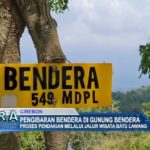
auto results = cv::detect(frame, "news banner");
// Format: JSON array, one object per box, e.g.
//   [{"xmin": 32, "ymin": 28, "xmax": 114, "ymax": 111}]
[{"xmin": 0, "ymin": 108, "xmax": 150, "ymax": 132}]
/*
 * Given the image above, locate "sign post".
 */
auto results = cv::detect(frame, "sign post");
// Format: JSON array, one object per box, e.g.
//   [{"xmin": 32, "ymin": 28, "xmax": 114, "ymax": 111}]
[{"xmin": 0, "ymin": 63, "xmax": 112, "ymax": 108}]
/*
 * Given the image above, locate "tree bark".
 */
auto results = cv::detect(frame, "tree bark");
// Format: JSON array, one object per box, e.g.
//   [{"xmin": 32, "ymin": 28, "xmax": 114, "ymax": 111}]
[
  {"xmin": 15, "ymin": 0, "xmax": 66, "ymax": 63},
  {"xmin": 0, "ymin": 0, "xmax": 68, "ymax": 149},
  {"xmin": 0, "ymin": 0, "xmax": 25, "ymax": 63},
  {"xmin": 0, "ymin": 0, "xmax": 25, "ymax": 149}
]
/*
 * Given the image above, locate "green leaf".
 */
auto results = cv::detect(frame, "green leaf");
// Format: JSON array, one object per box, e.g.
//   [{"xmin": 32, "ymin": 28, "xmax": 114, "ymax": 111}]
[
  {"xmin": 139, "ymin": 42, "xmax": 150, "ymax": 78},
  {"xmin": 49, "ymin": 0, "xmax": 69, "ymax": 13}
]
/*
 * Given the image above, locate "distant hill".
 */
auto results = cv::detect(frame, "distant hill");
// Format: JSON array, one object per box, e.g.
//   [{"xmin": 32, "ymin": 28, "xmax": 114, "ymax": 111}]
[{"xmin": 113, "ymin": 86, "xmax": 150, "ymax": 112}]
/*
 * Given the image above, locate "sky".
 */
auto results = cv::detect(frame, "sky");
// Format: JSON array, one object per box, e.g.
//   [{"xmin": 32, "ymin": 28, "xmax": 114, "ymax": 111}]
[{"xmin": 20, "ymin": 0, "xmax": 150, "ymax": 92}]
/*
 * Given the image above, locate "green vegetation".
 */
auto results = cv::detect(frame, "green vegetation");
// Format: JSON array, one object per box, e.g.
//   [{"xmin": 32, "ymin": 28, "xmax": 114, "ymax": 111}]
[
  {"xmin": 70, "ymin": 132, "xmax": 150, "ymax": 150},
  {"xmin": 21, "ymin": 132, "xmax": 150, "ymax": 150},
  {"xmin": 139, "ymin": 43, "xmax": 150, "ymax": 78},
  {"xmin": 49, "ymin": 0, "xmax": 69, "ymax": 13},
  {"xmin": 21, "ymin": 86, "xmax": 150, "ymax": 150},
  {"xmin": 113, "ymin": 86, "xmax": 150, "ymax": 112},
  {"xmin": 21, "ymin": 132, "xmax": 45, "ymax": 150}
]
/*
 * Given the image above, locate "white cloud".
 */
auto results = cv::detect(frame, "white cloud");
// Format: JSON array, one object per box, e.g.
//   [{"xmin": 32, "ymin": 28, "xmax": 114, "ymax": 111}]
[{"xmin": 54, "ymin": 0, "xmax": 150, "ymax": 52}]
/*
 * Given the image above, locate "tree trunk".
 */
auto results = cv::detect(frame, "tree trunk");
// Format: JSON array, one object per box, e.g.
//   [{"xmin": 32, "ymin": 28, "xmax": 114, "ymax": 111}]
[
  {"xmin": 0, "ymin": 0, "xmax": 24, "ymax": 63},
  {"xmin": 44, "ymin": 132, "xmax": 68, "ymax": 150},
  {"xmin": 15, "ymin": 0, "xmax": 66, "ymax": 63},
  {"xmin": 0, "ymin": 0, "xmax": 25, "ymax": 149},
  {"xmin": 0, "ymin": 0, "xmax": 68, "ymax": 149},
  {"xmin": 15, "ymin": 1, "xmax": 68, "ymax": 149}
]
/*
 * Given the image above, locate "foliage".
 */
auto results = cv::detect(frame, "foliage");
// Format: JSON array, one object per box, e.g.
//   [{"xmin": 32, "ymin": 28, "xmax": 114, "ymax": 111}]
[
  {"xmin": 113, "ymin": 86, "xmax": 150, "ymax": 112},
  {"xmin": 49, "ymin": 0, "xmax": 69, "ymax": 13},
  {"xmin": 21, "ymin": 132, "xmax": 45, "ymax": 150},
  {"xmin": 142, "ymin": 102, "xmax": 150, "ymax": 119},
  {"xmin": 20, "ymin": 132, "xmax": 150, "ymax": 150},
  {"xmin": 70, "ymin": 132, "xmax": 150, "ymax": 150},
  {"xmin": 69, "ymin": 132, "xmax": 104, "ymax": 150},
  {"xmin": 139, "ymin": 43, "xmax": 150, "ymax": 78}
]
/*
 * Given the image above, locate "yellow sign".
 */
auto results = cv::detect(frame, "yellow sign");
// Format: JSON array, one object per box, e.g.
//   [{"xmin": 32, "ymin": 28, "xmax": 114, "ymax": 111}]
[{"xmin": 0, "ymin": 63, "xmax": 112, "ymax": 108}]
